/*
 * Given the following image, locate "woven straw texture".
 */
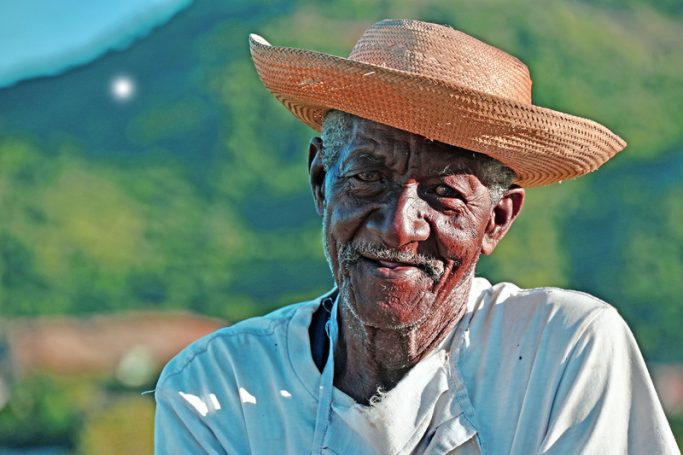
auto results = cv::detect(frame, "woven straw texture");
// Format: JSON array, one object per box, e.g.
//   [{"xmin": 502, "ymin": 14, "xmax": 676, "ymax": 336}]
[{"xmin": 250, "ymin": 19, "xmax": 626, "ymax": 187}]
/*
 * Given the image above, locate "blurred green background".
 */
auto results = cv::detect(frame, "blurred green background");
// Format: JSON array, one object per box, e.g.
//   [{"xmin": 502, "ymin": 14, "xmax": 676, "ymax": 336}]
[{"xmin": 0, "ymin": 0, "xmax": 681, "ymax": 452}]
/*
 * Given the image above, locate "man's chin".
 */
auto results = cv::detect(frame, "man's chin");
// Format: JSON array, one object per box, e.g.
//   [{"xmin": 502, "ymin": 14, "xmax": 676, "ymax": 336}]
[{"xmin": 342, "ymin": 263, "xmax": 436, "ymax": 329}]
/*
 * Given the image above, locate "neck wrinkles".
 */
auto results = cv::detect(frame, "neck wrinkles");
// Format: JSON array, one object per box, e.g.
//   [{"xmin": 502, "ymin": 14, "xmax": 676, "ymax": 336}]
[{"xmin": 333, "ymin": 276, "xmax": 471, "ymax": 404}]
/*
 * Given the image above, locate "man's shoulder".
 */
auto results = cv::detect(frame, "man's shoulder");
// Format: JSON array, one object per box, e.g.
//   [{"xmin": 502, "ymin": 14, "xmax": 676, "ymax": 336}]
[
  {"xmin": 468, "ymin": 278, "xmax": 627, "ymax": 358},
  {"xmin": 155, "ymin": 297, "xmax": 320, "ymax": 391},
  {"xmin": 475, "ymin": 278, "xmax": 617, "ymax": 329},
  {"xmin": 465, "ymin": 284, "xmax": 676, "ymax": 453}
]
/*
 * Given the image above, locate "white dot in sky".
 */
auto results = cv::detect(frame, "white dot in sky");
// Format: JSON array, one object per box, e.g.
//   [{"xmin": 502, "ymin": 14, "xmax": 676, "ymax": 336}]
[{"xmin": 110, "ymin": 75, "xmax": 136, "ymax": 101}]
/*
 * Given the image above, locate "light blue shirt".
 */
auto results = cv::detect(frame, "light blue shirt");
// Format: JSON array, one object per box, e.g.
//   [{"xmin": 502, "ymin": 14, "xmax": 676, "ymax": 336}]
[{"xmin": 154, "ymin": 278, "xmax": 678, "ymax": 454}]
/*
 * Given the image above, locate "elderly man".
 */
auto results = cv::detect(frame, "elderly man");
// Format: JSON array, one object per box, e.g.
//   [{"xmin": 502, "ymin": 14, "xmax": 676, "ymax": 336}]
[{"xmin": 154, "ymin": 20, "xmax": 678, "ymax": 453}]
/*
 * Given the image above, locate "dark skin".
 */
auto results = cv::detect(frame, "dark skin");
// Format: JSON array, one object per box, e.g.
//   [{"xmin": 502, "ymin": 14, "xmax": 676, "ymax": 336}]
[{"xmin": 308, "ymin": 117, "xmax": 525, "ymax": 404}]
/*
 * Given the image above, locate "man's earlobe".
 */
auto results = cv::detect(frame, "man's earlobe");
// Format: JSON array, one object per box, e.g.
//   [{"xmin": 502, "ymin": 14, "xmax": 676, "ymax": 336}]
[
  {"xmin": 481, "ymin": 186, "xmax": 525, "ymax": 255},
  {"xmin": 308, "ymin": 137, "xmax": 326, "ymax": 216}
]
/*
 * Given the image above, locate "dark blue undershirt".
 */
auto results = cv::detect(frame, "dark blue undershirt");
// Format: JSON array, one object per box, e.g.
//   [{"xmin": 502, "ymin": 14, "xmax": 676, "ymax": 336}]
[{"xmin": 308, "ymin": 296, "xmax": 334, "ymax": 373}]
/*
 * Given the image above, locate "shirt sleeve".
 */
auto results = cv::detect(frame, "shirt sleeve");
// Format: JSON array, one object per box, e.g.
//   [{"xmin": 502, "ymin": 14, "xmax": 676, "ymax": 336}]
[
  {"xmin": 540, "ymin": 307, "xmax": 679, "ymax": 454},
  {"xmin": 154, "ymin": 383, "xmax": 227, "ymax": 455}
]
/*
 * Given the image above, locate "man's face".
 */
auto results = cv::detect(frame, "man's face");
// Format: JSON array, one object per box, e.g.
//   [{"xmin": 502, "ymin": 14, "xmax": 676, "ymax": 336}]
[{"xmin": 311, "ymin": 117, "xmax": 517, "ymax": 330}]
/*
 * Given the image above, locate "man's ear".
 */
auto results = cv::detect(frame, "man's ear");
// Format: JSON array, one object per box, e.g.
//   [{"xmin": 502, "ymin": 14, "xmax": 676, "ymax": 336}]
[
  {"xmin": 308, "ymin": 137, "xmax": 326, "ymax": 216},
  {"xmin": 481, "ymin": 186, "xmax": 525, "ymax": 255}
]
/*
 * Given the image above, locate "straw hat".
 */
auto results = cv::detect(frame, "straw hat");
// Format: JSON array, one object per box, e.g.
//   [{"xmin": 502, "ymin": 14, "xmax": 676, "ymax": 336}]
[{"xmin": 249, "ymin": 19, "xmax": 626, "ymax": 187}]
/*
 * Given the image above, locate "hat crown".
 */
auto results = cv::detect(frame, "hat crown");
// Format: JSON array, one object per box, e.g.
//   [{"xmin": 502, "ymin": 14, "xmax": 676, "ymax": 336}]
[{"xmin": 348, "ymin": 19, "xmax": 532, "ymax": 104}]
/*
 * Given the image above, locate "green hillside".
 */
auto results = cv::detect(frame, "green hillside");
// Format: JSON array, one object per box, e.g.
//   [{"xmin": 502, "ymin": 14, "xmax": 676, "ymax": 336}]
[{"xmin": 1, "ymin": 0, "xmax": 682, "ymax": 365}]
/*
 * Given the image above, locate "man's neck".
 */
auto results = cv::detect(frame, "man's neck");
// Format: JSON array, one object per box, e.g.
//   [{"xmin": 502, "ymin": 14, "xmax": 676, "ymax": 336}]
[{"xmin": 333, "ymin": 284, "xmax": 471, "ymax": 404}]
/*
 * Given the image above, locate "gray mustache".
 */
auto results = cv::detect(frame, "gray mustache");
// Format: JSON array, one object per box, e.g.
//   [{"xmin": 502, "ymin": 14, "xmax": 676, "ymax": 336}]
[{"xmin": 339, "ymin": 241, "xmax": 446, "ymax": 281}]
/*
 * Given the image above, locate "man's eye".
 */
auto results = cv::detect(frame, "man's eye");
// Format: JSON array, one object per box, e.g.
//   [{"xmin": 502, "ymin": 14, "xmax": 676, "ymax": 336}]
[
  {"xmin": 355, "ymin": 171, "xmax": 382, "ymax": 182},
  {"xmin": 433, "ymin": 185, "xmax": 461, "ymax": 198}
]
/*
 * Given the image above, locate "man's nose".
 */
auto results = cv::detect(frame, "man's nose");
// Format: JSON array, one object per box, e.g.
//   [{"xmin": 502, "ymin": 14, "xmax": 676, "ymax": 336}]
[{"xmin": 367, "ymin": 183, "xmax": 430, "ymax": 247}]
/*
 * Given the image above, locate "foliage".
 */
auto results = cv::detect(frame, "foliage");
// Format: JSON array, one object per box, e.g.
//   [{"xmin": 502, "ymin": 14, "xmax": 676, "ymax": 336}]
[
  {"xmin": 0, "ymin": 372, "xmax": 156, "ymax": 453},
  {"xmin": 669, "ymin": 413, "xmax": 683, "ymax": 449},
  {"xmin": 77, "ymin": 395, "xmax": 155, "ymax": 455},
  {"xmin": 0, "ymin": 375, "xmax": 85, "ymax": 448}
]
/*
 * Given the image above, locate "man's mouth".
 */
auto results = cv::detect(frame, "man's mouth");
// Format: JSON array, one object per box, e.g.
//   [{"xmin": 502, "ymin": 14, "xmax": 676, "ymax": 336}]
[
  {"xmin": 339, "ymin": 242, "xmax": 444, "ymax": 282},
  {"xmin": 363, "ymin": 257, "xmax": 431, "ymax": 280},
  {"xmin": 376, "ymin": 259, "xmax": 410, "ymax": 269},
  {"xmin": 359, "ymin": 255, "xmax": 424, "ymax": 279}
]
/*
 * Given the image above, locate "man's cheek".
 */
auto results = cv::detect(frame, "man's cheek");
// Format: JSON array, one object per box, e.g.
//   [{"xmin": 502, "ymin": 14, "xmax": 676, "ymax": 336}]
[{"xmin": 328, "ymin": 200, "xmax": 376, "ymax": 241}]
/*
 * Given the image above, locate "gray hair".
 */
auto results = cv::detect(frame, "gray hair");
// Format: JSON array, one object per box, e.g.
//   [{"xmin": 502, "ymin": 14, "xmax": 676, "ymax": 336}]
[{"xmin": 320, "ymin": 110, "xmax": 517, "ymax": 202}]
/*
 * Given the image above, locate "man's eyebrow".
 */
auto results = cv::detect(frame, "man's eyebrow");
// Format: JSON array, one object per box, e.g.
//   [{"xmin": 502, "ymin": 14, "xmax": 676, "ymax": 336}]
[
  {"xmin": 337, "ymin": 149, "xmax": 384, "ymax": 173},
  {"xmin": 342, "ymin": 148, "xmax": 384, "ymax": 166},
  {"xmin": 352, "ymin": 152, "xmax": 382, "ymax": 162},
  {"xmin": 431, "ymin": 163, "xmax": 474, "ymax": 176}
]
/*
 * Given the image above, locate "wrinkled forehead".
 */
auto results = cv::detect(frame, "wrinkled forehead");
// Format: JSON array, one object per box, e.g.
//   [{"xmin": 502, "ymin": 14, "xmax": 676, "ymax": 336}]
[{"xmin": 340, "ymin": 116, "xmax": 483, "ymax": 176}]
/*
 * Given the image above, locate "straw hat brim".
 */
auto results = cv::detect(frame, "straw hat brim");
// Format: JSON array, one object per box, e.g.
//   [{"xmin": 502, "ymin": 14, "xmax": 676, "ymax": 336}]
[{"xmin": 249, "ymin": 34, "xmax": 626, "ymax": 187}]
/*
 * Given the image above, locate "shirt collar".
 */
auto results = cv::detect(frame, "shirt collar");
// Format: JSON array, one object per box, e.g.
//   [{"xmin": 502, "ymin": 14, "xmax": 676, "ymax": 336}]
[{"xmin": 286, "ymin": 279, "xmax": 492, "ymax": 453}]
